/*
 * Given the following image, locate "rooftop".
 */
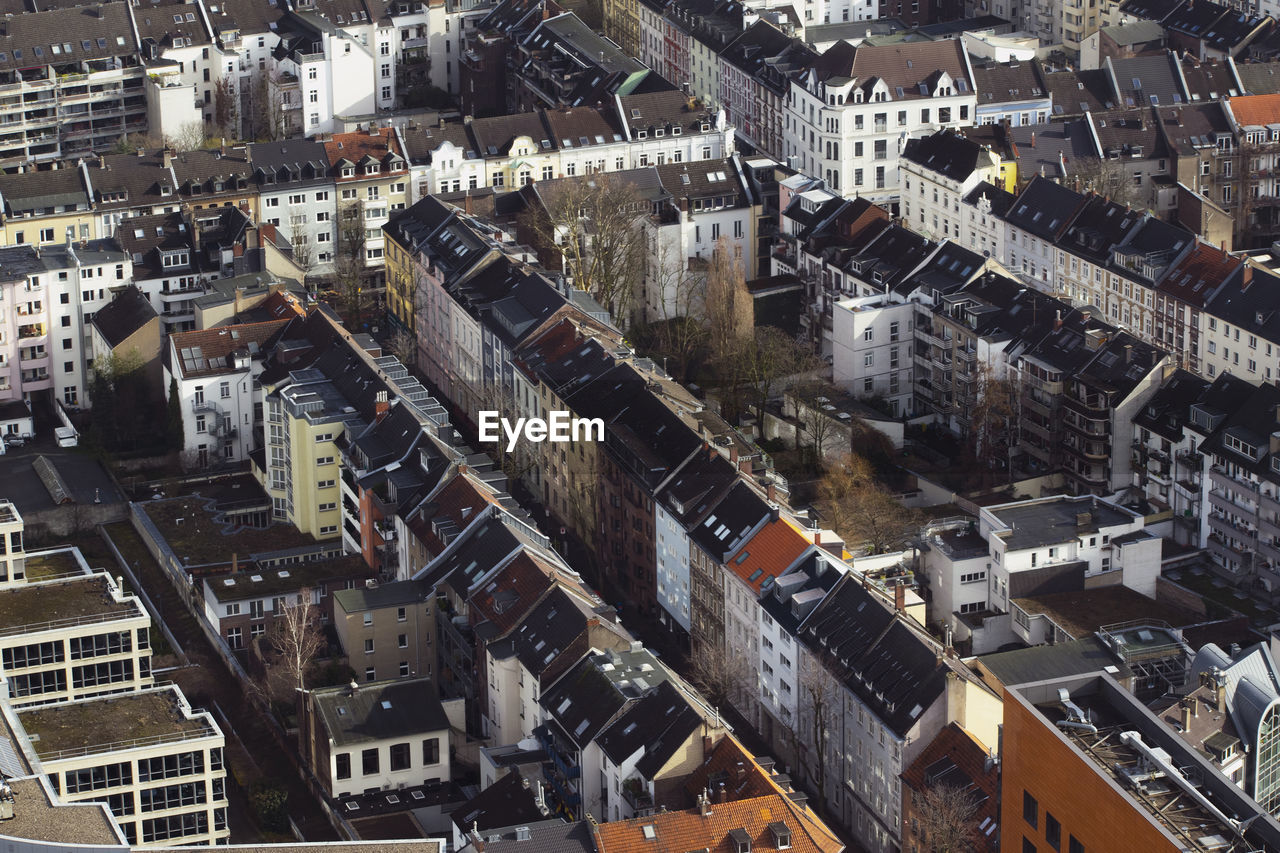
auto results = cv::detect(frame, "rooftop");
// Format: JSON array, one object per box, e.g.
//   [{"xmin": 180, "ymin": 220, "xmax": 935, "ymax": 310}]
[
  {"xmin": 986, "ymin": 495, "xmax": 1136, "ymax": 551},
  {"xmin": 139, "ymin": 497, "xmax": 320, "ymax": 565},
  {"xmin": 206, "ymin": 557, "xmax": 369, "ymax": 602},
  {"xmin": 1012, "ymin": 587, "xmax": 1200, "ymax": 639},
  {"xmin": 19, "ymin": 688, "xmax": 217, "ymax": 761},
  {"xmin": 0, "ymin": 574, "xmax": 141, "ymax": 638},
  {"xmin": 0, "ymin": 776, "xmax": 122, "ymax": 847},
  {"xmin": 312, "ymin": 678, "xmax": 450, "ymax": 747}
]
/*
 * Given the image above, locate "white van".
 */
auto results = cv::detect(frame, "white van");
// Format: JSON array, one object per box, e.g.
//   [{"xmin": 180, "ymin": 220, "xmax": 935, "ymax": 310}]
[{"xmin": 55, "ymin": 427, "xmax": 78, "ymax": 448}]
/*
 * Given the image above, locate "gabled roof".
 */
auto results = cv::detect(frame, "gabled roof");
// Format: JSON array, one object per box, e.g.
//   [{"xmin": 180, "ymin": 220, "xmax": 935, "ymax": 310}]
[
  {"xmin": 1055, "ymin": 194, "xmax": 1144, "ymax": 264},
  {"xmin": 170, "ymin": 319, "xmax": 291, "ymax": 380},
  {"xmin": 901, "ymin": 723, "xmax": 999, "ymax": 850},
  {"xmin": 0, "ymin": 165, "xmax": 90, "ymax": 216},
  {"xmin": 1132, "ymin": 368, "xmax": 1209, "ymax": 441},
  {"xmin": 541, "ymin": 647, "xmax": 670, "ymax": 748},
  {"xmin": 451, "ymin": 772, "xmax": 547, "ymax": 834},
  {"xmin": 596, "ymin": 680, "xmax": 704, "ymax": 775},
  {"xmin": 92, "ymin": 286, "xmax": 158, "ymax": 348},
  {"xmin": 1004, "ymin": 176, "xmax": 1088, "ymax": 242},
  {"xmin": 689, "ymin": 481, "xmax": 771, "ymax": 563},
  {"xmin": 592, "ymin": 793, "xmax": 843, "ymax": 853},
  {"xmin": 800, "ymin": 573, "xmax": 957, "ymax": 736},
  {"xmin": 847, "ymin": 38, "xmax": 973, "ymax": 98},
  {"xmin": 901, "ymin": 129, "xmax": 987, "ymax": 183},
  {"xmin": 727, "ymin": 516, "xmax": 812, "ymax": 594},
  {"xmin": 1157, "ymin": 239, "xmax": 1241, "ymax": 307},
  {"xmin": 1226, "ymin": 92, "xmax": 1280, "ymax": 127},
  {"xmin": 971, "ymin": 60, "xmax": 1047, "ymax": 107},
  {"xmin": 1235, "ymin": 60, "xmax": 1280, "ymax": 94},
  {"xmin": 0, "ymin": 4, "xmax": 136, "ymax": 72},
  {"xmin": 1204, "ymin": 264, "xmax": 1280, "ymax": 345}
]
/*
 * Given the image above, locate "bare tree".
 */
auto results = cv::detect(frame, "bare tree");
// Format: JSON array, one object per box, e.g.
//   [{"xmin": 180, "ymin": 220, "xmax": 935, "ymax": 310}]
[
  {"xmin": 790, "ymin": 379, "xmax": 844, "ymax": 470},
  {"xmin": 684, "ymin": 637, "xmax": 755, "ymax": 712},
  {"xmin": 1067, "ymin": 157, "xmax": 1143, "ymax": 209},
  {"xmin": 213, "ymin": 76, "xmax": 238, "ymax": 140},
  {"xmin": 706, "ymin": 237, "xmax": 753, "ymax": 368},
  {"xmin": 247, "ymin": 69, "xmax": 286, "ymax": 142},
  {"xmin": 334, "ymin": 199, "xmax": 371, "ymax": 323},
  {"xmin": 966, "ymin": 363, "xmax": 1021, "ymax": 481},
  {"xmin": 915, "ymin": 783, "xmax": 983, "ymax": 852},
  {"xmin": 737, "ymin": 327, "xmax": 821, "ymax": 423},
  {"xmin": 518, "ymin": 173, "xmax": 647, "ymax": 324},
  {"xmin": 642, "ymin": 228, "xmax": 708, "ymax": 381},
  {"xmin": 817, "ymin": 453, "xmax": 921, "ymax": 555},
  {"xmin": 290, "ymin": 231, "xmax": 315, "ymax": 275},
  {"xmin": 795, "ymin": 651, "xmax": 841, "ymax": 817},
  {"xmin": 272, "ymin": 588, "xmax": 324, "ymax": 696},
  {"xmin": 166, "ymin": 122, "xmax": 208, "ymax": 152}
]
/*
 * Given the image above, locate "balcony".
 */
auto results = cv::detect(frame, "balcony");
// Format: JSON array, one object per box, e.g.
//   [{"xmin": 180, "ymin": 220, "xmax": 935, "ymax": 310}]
[
  {"xmin": 1208, "ymin": 512, "xmax": 1257, "ymax": 543},
  {"xmin": 17, "ymin": 323, "xmax": 45, "ymax": 339}
]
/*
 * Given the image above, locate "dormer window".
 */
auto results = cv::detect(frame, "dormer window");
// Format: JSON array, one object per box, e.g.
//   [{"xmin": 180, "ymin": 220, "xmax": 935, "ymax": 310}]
[
  {"xmin": 161, "ymin": 250, "xmax": 190, "ymax": 268},
  {"xmin": 768, "ymin": 822, "xmax": 792, "ymax": 850},
  {"xmin": 729, "ymin": 828, "xmax": 752, "ymax": 853},
  {"xmin": 342, "ymin": 167, "xmax": 355, "ymax": 178},
  {"xmin": 365, "ymin": 164, "xmax": 379, "ymax": 175}
]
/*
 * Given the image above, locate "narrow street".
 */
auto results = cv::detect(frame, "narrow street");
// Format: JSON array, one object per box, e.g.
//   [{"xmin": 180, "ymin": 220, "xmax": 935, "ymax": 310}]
[{"xmin": 96, "ymin": 522, "xmax": 340, "ymax": 843}]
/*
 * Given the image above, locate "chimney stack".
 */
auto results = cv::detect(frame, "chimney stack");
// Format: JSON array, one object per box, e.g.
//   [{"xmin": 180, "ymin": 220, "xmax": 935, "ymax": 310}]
[
  {"xmin": 1054, "ymin": 309, "xmax": 1062, "ymax": 331},
  {"xmin": 894, "ymin": 583, "xmax": 906, "ymax": 612},
  {"xmin": 375, "ymin": 390, "xmax": 391, "ymax": 423}
]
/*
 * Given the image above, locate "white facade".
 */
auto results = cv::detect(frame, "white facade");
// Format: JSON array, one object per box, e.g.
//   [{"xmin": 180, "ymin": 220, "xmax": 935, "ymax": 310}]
[
  {"xmin": 655, "ymin": 502, "xmax": 692, "ymax": 633},
  {"xmin": 831, "ymin": 295, "xmax": 916, "ymax": 415},
  {"xmin": 257, "ymin": 183, "xmax": 337, "ymax": 275},
  {"xmin": 900, "ymin": 143, "xmax": 1001, "ymax": 245},
  {"xmin": 785, "ymin": 67, "xmax": 977, "ymax": 203},
  {"xmin": 484, "ymin": 648, "xmax": 540, "ymax": 746},
  {"xmin": 164, "ymin": 334, "xmax": 269, "ymax": 465}
]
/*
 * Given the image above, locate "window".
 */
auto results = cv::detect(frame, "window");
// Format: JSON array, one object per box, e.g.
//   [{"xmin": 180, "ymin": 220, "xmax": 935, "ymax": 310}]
[
  {"xmin": 1046, "ymin": 813, "xmax": 1061, "ymax": 850},
  {"xmin": 365, "ymin": 638, "xmax": 375, "ymax": 654},
  {"xmin": 422, "ymin": 737, "xmax": 440, "ymax": 765},
  {"xmin": 364, "ymin": 665, "xmax": 375, "ymax": 681},
  {"xmin": 361, "ymin": 748, "xmax": 379, "ymax": 775},
  {"xmin": 1023, "ymin": 791, "xmax": 1038, "ymax": 829},
  {"xmin": 397, "ymin": 606, "xmax": 407, "ymax": 622},
  {"xmin": 1068, "ymin": 838, "xmax": 1084, "ymax": 853},
  {"xmin": 336, "ymin": 753, "xmax": 351, "ymax": 779},
  {"xmin": 389, "ymin": 743, "xmax": 410, "ymax": 771},
  {"xmin": 398, "ymin": 634, "xmax": 408, "ymax": 648}
]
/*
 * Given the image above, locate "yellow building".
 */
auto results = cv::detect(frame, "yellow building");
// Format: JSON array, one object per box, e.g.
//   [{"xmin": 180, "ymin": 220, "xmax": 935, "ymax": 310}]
[
  {"xmin": 0, "ymin": 166, "xmax": 99, "ymax": 247},
  {"xmin": 602, "ymin": 0, "xmax": 640, "ymax": 57}
]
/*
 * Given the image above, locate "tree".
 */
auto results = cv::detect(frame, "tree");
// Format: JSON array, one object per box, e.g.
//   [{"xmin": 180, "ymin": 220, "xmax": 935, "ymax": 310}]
[
  {"xmin": 166, "ymin": 377, "xmax": 185, "ymax": 453},
  {"xmin": 290, "ymin": 229, "xmax": 315, "ymax": 274},
  {"xmin": 246, "ymin": 70, "xmax": 286, "ymax": 142},
  {"xmin": 915, "ymin": 782, "xmax": 983, "ymax": 852},
  {"xmin": 640, "ymin": 226, "xmax": 708, "ymax": 381},
  {"xmin": 817, "ymin": 453, "xmax": 921, "ymax": 555},
  {"xmin": 790, "ymin": 379, "xmax": 844, "ymax": 470},
  {"xmin": 334, "ymin": 199, "xmax": 371, "ymax": 324},
  {"xmin": 705, "ymin": 237, "xmax": 753, "ymax": 368},
  {"xmin": 271, "ymin": 588, "xmax": 324, "ymax": 697},
  {"xmin": 966, "ymin": 363, "xmax": 1021, "ymax": 481},
  {"xmin": 737, "ymin": 327, "xmax": 821, "ymax": 423},
  {"xmin": 165, "ymin": 122, "xmax": 208, "ymax": 152},
  {"xmin": 519, "ymin": 173, "xmax": 647, "ymax": 324},
  {"xmin": 795, "ymin": 651, "xmax": 841, "ymax": 817},
  {"xmin": 1067, "ymin": 157, "xmax": 1143, "ymax": 209},
  {"xmin": 685, "ymin": 637, "xmax": 755, "ymax": 712},
  {"xmin": 213, "ymin": 76, "xmax": 238, "ymax": 140},
  {"xmin": 87, "ymin": 349, "xmax": 153, "ymax": 452}
]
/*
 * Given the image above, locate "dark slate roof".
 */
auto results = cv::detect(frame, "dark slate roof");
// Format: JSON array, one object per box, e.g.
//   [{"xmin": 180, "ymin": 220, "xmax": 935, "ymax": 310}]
[
  {"xmin": 799, "ymin": 575, "xmax": 952, "ymax": 737},
  {"xmin": 1180, "ymin": 56, "xmax": 1242, "ymax": 101},
  {"xmin": 92, "ymin": 286, "xmax": 157, "ymax": 348},
  {"xmin": 0, "ymin": 165, "xmax": 90, "ymax": 216},
  {"xmin": 900, "ymin": 241, "xmax": 984, "ymax": 297},
  {"xmin": 901, "ymin": 130, "xmax": 985, "ymax": 182},
  {"xmin": 720, "ymin": 20, "xmax": 816, "ymax": 97},
  {"xmin": 116, "ymin": 211, "xmax": 194, "ymax": 279},
  {"xmin": 1197, "ymin": 381, "xmax": 1280, "ymax": 483},
  {"xmin": 852, "ymin": 223, "xmax": 932, "ymax": 293},
  {"xmin": 1119, "ymin": 0, "xmax": 1186, "ymax": 23},
  {"xmin": 247, "ymin": 138, "xmax": 332, "ymax": 189},
  {"xmin": 1204, "ymin": 266, "xmax": 1280, "ymax": 345},
  {"xmin": 1004, "ymin": 177, "xmax": 1088, "ymax": 242},
  {"xmin": 596, "ymin": 679, "xmax": 703, "ymax": 775},
  {"xmin": 0, "ymin": 4, "xmax": 136, "ymax": 72},
  {"xmin": 1155, "ymin": 101, "xmax": 1233, "ymax": 157},
  {"xmin": 473, "ymin": 820, "xmax": 596, "ymax": 853},
  {"xmin": 978, "ymin": 636, "xmax": 1134, "ymax": 687},
  {"xmin": 333, "ymin": 579, "xmax": 432, "ymax": 613},
  {"xmin": 91, "ymin": 149, "xmax": 179, "ymax": 211},
  {"xmin": 312, "ymin": 678, "xmax": 450, "ymax": 747},
  {"xmin": 541, "ymin": 648, "xmax": 670, "ymax": 748},
  {"xmin": 1236, "ymin": 60, "xmax": 1280, "ymax": 94},
  {"xmin": 503, "ymin": 587, "xmax": 594, "ymax": 677},
  {"xmin": 1133, "ymin": 368, "xmax": 1208, "ymax": 441},
  {"xmin": 687, "ymin": 480, "xmax": 771, "ymax": 563},
  {"xmin": 1109, "ymin": 53, "xmax": 1185, "ymax": 110},
  {"xmin": 972, "ymin": 60, "xmax": 1047, "ymax": 106},
  {"xmin": 1041, "ymin": 66, "xmax": 1116, "ymax": 118},
  {"xmin": 132, "ymin": 0, "xmax": 213, "ymax": 47},
  {"xmin": 450, "ymin": 772, "xmax": 547, "ymax": 833},
  {"xmin": 1090, "ymin": 107, "xmax": 1169, "ymax": 159},
  {"xmin": 963, "ymin": 181, "xmax": 1016, "ymax": 218},
  {"xmin": 1056, "ymin": 194, "xmax": 1144, "ymax": 264},
  {"xmin": 205, "ymin": 0, "xmax": 289, "ymax": 38},
  {"xmin": 990, "ymin": 496, "xmax": 1138, "ymax": 550}
]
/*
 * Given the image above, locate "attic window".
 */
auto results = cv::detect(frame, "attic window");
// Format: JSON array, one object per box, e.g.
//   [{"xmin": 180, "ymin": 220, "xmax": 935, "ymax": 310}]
[
  {"xmin": 748, "ymin": 568, "xmax": 764, "ymax": 583},
  {"xmin": 769, "ymin": 822, "xmax": 792, "ymax": 849},
  {"xmin": 642, "ymin": 825, "xmax": 656, "ymax": 840},
  {"xmin": 729, "ymin": 828, "xmax": 752, "ymax": 853}
]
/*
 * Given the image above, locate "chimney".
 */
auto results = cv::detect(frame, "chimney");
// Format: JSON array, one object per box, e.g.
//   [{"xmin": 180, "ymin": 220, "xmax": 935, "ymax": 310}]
[
  {"xmin": 375, "ymin": 390, "xmax": 391, "ymax": 423},
  {"xmin": 1054, "ymin": 309, "xmax": 1062, "ymax": 331},
  {"xmin": 1192, "ymin": 696, "xmax": 1199, "ymax": 717},
  {"xmin": 766, "ymin": 481, "xmax": 777, "ymax": 502},
  {"xmin": 1181, "ymin": 701, "xmax": 1192, "ymax": 731},
  {"xmin": 98, "ymin": 154, "xmax": 106, "ymax": 169},
  {"xmin": 136, "ymin": 146, "xmax": 146, "ymax": 158},
  {"xmin": 162, "ymin": 147, "xmax": 173, "ymax": 169},
  {"xmin": 697, "ymin": 791, "xmax": 712, "ymax": 817},
  {"xmin": 1243, "ymin": 264, "xmax": 1255, "ymax": 291},
  {"xmin": 1124, "ymin": 343, "xmax": 1133, "ymax": 363},
  {"xmin": 1030, "ymin": 131, "xmax": 1036, "ymax": 148},
  {"xmin": 714, "ymin": 781, "xmax": 728, "ymax": 804},
  {"xmin": 894, "ymin": 583, "xmax": 906, "ymax": 612},
  {"xmin": 220, "ymin": 138, "xmax": 228, "ymax": 158},
  {"xmin": 464, "ymin": 190, "xmax": 473, "ymax": 216}
]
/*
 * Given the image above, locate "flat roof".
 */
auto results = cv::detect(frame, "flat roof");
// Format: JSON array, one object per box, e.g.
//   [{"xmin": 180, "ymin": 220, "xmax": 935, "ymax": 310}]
[
  {"xmin": 988, "ymin": 496, "xmax": 1136, "ymax": 550},
  {"xmin": 206, "ymin": 556, "xmax": 369, "ymax": 602},
  {"xmin": 0, "ymin": 777, "xmax": 123, "ymax": 846},
  {"xmin": 0, "ymin": 574, "xmax": 143, "ymax": 638},
  {"xmin": 18, "ymin": 689, "xmax": 217, "ymax": 761},
  {"xmin": 1013, "ymin": 587, "xmax": 1199, "ymax": 639}
]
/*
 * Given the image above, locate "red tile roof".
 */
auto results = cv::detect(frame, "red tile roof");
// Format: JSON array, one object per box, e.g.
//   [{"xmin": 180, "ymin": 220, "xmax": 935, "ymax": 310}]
[
  {"xmin": 594, "ymin": 793, "xmax": 843, "ymax": 853},
  {"xmin": 169, "ymin": 319, "xmax": 291, "ymax": 379},
  {"xmin": 728, "ymin": 517, "xmax": 813, "ymax": 592},
  {"xmin": 1158, "ymin": 241, "xmax": 1241, "ymax": 308},
  {"xmin": 900, "ymin": 723, "xmax": 999, "ymax": 852},
  {"xmin": 405, "ymin": 471, "xmax": 502, "ymax": 557},
  {"xmin": 468, "ymin": 551, "xmax": 559, "ymax": 635},
  {"xmin": 1228, "ymin": 93, "xmax": 1280, "ymax": 128},
  {"xmin": 324, "ymin": 127, "xmax": 405, "ymax": 180},
  {"xmin": 681, "ymin": 735, "xmax": 781, "ymax": 807}
]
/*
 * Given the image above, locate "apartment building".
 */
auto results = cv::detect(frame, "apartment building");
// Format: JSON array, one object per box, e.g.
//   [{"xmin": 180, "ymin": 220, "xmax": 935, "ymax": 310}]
[
  {"xmin": 0, "ymin": 243, "xmax": 131, "ymax": 410},
  {"xmin": 831, "ymin": 293, "xmax": 917, "ymax": 417},
  {"xmin": 1131, "ymin": 369, "xmax": 1211, "ymax": 543},
  {"xmin": 15, "ymin": 686, "xmax": 228, "ymax": 847},
  {"xmin": 325, "ymin": 128, "xmax": 411, "ymax": 273},
  {"xmin": 0, "ymin": 165, "xmax": 98, "ymax": 248},
  {"xmin": 166, "ymin": 319, "xmax": 291, "ymax": 467},
  {"xmin": 201, "ymin": 556, "xmax": 364, "ymax": 650},
  {"xmin": 0, "ymin": 4, "xmax": 198, "ymax": 169},
  {"xmin": 0, "ymin": 501, "xmax": 22, "ymax": 585},
  {"xmin": 300, "ymin": 677, "xmax": 451, "ymax": 800},
  {"xmin": 249, "ymin": 138, "xmax": 338, "ymax": 277},
  {"xmin": 720, "ymin": 21, "xmax": 817, "ymax": 161},
  {"xmin": 900, "ymin": 129, "xmax": 1003, "ymax": 244},
  {"xmin": 333, "ymin": 579, "xmax": 435, "ymax": 684},
  {"xmin": 785, "ymin": 39, "xmax": 977, "ymax": 205}
]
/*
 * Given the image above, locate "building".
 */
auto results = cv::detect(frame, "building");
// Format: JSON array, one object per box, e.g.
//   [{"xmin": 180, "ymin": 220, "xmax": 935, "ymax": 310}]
[
  {"xmin": 784, "ymin": 39, "xmax": 977, "ymax": 205},
  {"xmin": 0, "ymin": 570, "xmax": 153, "ymax": 707},
  {"xmin": 301, "ymin": 677, "xmax": 451, "ymax": 801},
  {"xmin": 165, "ymin": 319, "xmax": 292, "ymax": 467},
  {"xmin": 90, "ymin": 286, "xmax": 162, "ymax": 395},
  {"xmin": 900, "ymin": 722, "xmax": 999, "ymax": 852},
  {"xmin": 13, "ymin": 685, "xmax": 229, "ymax": 847},
  {"xmin": 900, "ymin": 129, "xmax": 1004, "ymax": 245},
  {"xmin": 1001, "ymin": 671, "xmax": 1280, "ymax": 853},
  {"xmin": 332, "ymin": 580, "xmax": 435, "ymax": 684},
  {"xmin": 324, "ymin": 128, "xmax": 411, "ymax": 275},
  {"xmin": 249, "ymin": 138, "xmax": 338, "ymax": 278}
]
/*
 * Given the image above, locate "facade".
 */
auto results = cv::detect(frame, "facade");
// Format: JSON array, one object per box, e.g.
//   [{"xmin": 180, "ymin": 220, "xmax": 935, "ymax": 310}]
[
  {"xmin": 14, "ymin": 686, "xmax": 229, "ymax": 847},
  {"xmin": 333, "ymin": 580, "xmax": 435, "ymax": 684},
  {"xmin": 785, "ymin": 40, "xmax": 977, "ymax": 205},
  {"xmin": 301, "ymin": 677, "xmax": 451, "ymax": 800}
]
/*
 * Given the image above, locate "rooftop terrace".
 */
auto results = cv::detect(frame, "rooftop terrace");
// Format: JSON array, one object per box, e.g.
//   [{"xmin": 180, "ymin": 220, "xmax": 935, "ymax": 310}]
[
  {"xmin": 19, "ymin": 688, "xmax": 217, "ymax": 761},
  {"xmin": 140, "ymin": 497, "xmax": 318, "ymax": 565},
  {"xmin": 0, "ymin": 574, "xmax": 142, "ymax": 638},
  {"xmin": 1013, "ymin": 587, "xmax": 1199, "ymax": 639},
  {"xmin": 0, "ymin": 777, "xmax": 122, "ymax": 846},
  {"xmin": 21, "ymin": 548, "xmax": 90, "ymax": 583}
]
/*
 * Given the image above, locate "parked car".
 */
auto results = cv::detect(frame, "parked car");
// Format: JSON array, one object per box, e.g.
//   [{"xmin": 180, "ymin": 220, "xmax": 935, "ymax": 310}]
[{"xmin": 54, "ymin": 427, "xmax": 77, "ymax": 448}]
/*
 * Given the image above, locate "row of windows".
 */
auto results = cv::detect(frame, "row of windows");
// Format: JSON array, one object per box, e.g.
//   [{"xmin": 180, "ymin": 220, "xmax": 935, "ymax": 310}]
[
  {"xmin": 1023, "ymin": 791, "xmax": 1084, "ymax": 853},
  {"xmin": 335, "ymin": 738, "xmax": 441, "ymax": 779},
  {"xmin": 69, "ymin": 630, "xmax": 134, "ymax": 660}
]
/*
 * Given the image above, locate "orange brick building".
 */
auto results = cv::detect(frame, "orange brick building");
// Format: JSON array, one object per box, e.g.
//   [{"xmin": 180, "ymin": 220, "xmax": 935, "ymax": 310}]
[{"xmin": 1001, "ymin": 674, "xmax": 1280, "ymax": 853}]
